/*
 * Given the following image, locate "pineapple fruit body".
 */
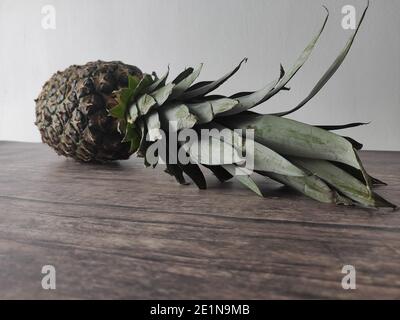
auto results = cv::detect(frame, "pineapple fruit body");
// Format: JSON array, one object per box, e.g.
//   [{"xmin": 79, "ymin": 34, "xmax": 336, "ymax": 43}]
[{"xmin": 35, "ymin": 61, "xmax": 142, "ymax": 162}]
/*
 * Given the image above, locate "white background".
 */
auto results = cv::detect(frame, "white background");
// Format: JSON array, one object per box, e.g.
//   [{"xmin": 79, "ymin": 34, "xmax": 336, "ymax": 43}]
[{"xmin": 0, "ymin": 0, "xmax": 399, "ymax": 150}]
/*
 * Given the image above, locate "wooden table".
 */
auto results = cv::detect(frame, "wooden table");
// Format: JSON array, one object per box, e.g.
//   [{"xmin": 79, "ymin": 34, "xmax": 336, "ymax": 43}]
[{"xmin": 0, "ymin": 141, "xmax": 399, "ymax": 299}]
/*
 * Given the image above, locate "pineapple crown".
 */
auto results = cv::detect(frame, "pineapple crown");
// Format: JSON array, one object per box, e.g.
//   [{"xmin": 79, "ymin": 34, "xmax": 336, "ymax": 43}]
[
  {"xmin": 106, "ymin": 1, "xmax": 396, "ymax": 209},
  {"xmin": 109, "ymin": 3, "xmax": 368, "ymax": 158}
]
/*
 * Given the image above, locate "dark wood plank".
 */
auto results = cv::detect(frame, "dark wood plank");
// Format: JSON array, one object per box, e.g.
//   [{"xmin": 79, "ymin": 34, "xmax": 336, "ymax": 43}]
[{"xmin": 0, "ymin": 141, "xmax": 399, "ymax": 299}]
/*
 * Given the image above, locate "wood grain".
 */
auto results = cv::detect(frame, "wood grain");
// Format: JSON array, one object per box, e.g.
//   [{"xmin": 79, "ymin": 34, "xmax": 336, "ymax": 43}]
[{"xmin": 0, "ymin": 141, "xmax": 399, "ymax": 299}]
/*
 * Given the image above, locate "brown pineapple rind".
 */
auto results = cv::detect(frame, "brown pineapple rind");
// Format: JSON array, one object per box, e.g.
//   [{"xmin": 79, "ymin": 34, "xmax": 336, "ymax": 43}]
[{"xmin": 35, "ymin": 61, "xmax": 142, "ymax": 162}]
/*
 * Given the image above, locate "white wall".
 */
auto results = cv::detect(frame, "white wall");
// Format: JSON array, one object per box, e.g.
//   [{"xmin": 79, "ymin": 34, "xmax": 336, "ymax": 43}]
[{"xmin": 0, "ymin": 0, "xmax": 399, "ymax": 150}]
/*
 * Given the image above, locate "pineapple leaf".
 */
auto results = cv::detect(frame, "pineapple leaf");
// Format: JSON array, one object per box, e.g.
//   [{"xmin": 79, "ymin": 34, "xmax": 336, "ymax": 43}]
[
  {"xmin": 128, "ymin": 103, "xmax": 139, "ymax": 123},
  {"xmin": 222, "ymin": 165, "xmax": 263, "ymax": 197},
  {"xmin": 225, "ymin": 65, "xmax": 284, "ymax": 101},
  {"xmin": 261, "ymin": 171, "xmax": 348, "ymax": 204},
  {"xmin": 251, "ymin": 142, "xmax": 305, "ymax": 177},
  {"xmin": 215, "ymin": 7, "xmax": 328, "ymax": 116},
  {"xmin": 159, "ymin": 103, "xmax": 197, "ymax": 131},
  {"xmin": 182, "ymin": 135, "xmax": 244, "ymax": 166},
  {"xmin": 255, "ymin": 7, "xmax": 329, "ymax": 107},
  {"xmin": 152, "ymin": 71, "xmax": 159, "ymax": 81},
  {"xmin": 170, "ymin": 64, "xmax": 203, "ymax": 99},
  {"xmin": 179, "ymin": 163, "xmax": 207, "ymax": 189},
  {"xmin": 145, "ymin": 110, "xmax": 162, "ymax": 141},
  {"xmin": 112, "ymin": 74, "xmax": 153, "ymax": 120},
  {"xmin": 172, "ymin": 68, "xmax": 194, "ymax": 84},
  {"xmin": 147, "ymin": 67, "xmax": 170, "ymax": 92},
  {"xmin": 136, "ymin": 119, "xmax": 149, "ymax": 157},
  {"xmin": 275, "ymin": 2, "xmax": 369, "ymax": 117},
  {"xmin": 165, "ymin": 164, "xmax": 188, "ymax": 185},
  {"xmin": 316, "ymin": 122, "xmax": 369, "ymax": 131},
  {"xmin": 119, "ymin": 88, "xmax": 133, "ymax": 105},
  {"xmin": 109, "ymin": 102, "xmax": 126, "ymax": 119},
  {"xmin": 137, "ymin": 94, "xmax": 157, "ymax": 115},
  {"xmin": 134, "ymin": 74, "xmax": 154, "ymax": 97},
  {"xmin": 370, "ymin": 177, "xmax": 388, "ymax": 186},
  {"xmin": 128, "ymin": 75, "xmax": 140, "ymax": 90},
  {"xmin": 333, "ymin": 162, "xmax": 387, "ymax": 187},
  {"xmin": 203, "ymin": 122, "xmax": 305, "ymax": 177},
  {"xmin": 291, "ymin": 157, "xmax": 396, "ymax": 208},
  {"xmin": 220, "ymin": 112, "xmax": 363, "ymax": 170},
  {"xmin": 150, "ymin": 83, "xmax": 175, "ymax": 106},
  {"xmin": 110, "ymin": 87, "xmax": 136, "ymax": 119},
  {"xmin": 180, "ymin": 58, "xmax": 248, "ymax": 100},
  {"xmin": 187, "ymin": 98, "xmax": 239, "ymax": 124},
  {"xmin": 220, "ymin": 75, "xmax": 281, "ymax": 116},
  {"xmin": 203, "ymin": 165, "xmax": 233, "ymax": 182},
  {"xmin": 343, "ymin": 136, "xmax": 363, "ymax": 151},
  {"xmin": 122, "ymin": 122, "xmax": 141, "ymax": 153}
]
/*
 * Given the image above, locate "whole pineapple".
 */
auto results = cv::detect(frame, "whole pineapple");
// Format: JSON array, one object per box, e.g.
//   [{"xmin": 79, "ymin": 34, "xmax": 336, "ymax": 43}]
[{"xmin": 35, "ymin": 3, "xmax": 396, "ymax": 209}]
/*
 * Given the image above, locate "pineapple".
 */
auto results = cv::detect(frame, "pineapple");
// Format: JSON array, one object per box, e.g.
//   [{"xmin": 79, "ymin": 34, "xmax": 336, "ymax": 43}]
[{"xmin": 35, "ymin": 3, "xmax": 397, "ymax": 209}]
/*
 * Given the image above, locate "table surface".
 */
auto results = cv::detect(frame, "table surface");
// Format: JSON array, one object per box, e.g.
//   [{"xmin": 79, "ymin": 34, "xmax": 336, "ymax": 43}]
[{"xmin": 0, "ymin": 141, "xmax": 399, "ymax": 299}]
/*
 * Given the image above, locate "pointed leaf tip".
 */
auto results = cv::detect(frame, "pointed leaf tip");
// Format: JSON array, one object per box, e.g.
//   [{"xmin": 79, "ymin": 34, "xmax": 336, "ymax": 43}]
[
  {"xmin": 180, "ymin": 58, "xmax": 248, "ymax": 100},
  {"xmin": 275, "ymin": 1, "xmax": 369, "ymax": 117}
]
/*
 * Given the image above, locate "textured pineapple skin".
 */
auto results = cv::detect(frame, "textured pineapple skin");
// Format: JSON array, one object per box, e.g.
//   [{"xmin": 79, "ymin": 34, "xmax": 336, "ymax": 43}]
[{"xmin": 35, "ymin": 61, "xmax": 142, "ymax": 162}]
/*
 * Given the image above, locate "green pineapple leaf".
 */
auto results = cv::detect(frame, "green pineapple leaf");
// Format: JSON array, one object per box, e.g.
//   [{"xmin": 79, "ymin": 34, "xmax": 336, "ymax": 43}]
[
  {"xmin": 145, "ymin": 110, "xmax": 162, "ymax": 141},
  {"xmin": 182, "ymin": 135, "xmax": 244, "ymax": 166},
  {"xmin": 110, "ymin": 88, "xmax": 135, "ymax": 119},
  {"xmin": 136, "ymin": 119, "xmax": 148, "ymax": 157},
  {"xmin": 179, "ymin": 163, "xmax": 207, "ymax": 189},
  {"xmin": 333, "ymin": 162, "xmax": 387, "ymax": 187},
  {"xmin": 275, "ymin": 2, "xmax": 369, "ymax": 117},
  {"xmin": 137, "ymin": 94, "xmax": 157, "ymax": 115},
  {"xmin": 203, "ymin": 165, "xmax": 233, "ymax": 182},
  {"xmin": 134, "ymin": 74, "xmax": 154, "ymax": 97},
  {"xmin": 220, "ymin": 112, "xmax": 363, "ymax": 170},
  {"xmin": 122, "ymin": 122, "xmax": 141, "ymax": 153},
  {"xmin": 128, "ymin": 75, "xmax": 140, "ymax": 90},
  {"xmin": 316, "ymin": 122, "xmax": 369, "ymax": 131},
  {"xmin": 172, "ymin": 68, "xmax": 194, "ymax": 84},
  {"xmin": 159, "ymin": 103, "xmax": 197, "ymax": 131},
  {"xmin": 222, "ymin": 76, "xmax": 281, "ymax": 116},
  {"xmin": 187, "ymin": 98, "xmax": 239, "ymax": 124},
  {"xmin": 222, "ymin": 165, "xmax": 263, "ymax": 197},
  {"xmin": 263, "ymin": 171, "xmax": 353, "ymax": 205},
  {"xmin": 128, "ymin": 103, "xmax": 139, "ymax": 123},
  {"xmin": 117, "ymin": 74, "xmax": 155, "ymax": 122},
  {"xmin": 291, "ymin": 157, "xmax": 396, "ymax": 208},
  {"xmin": 180, "ymin": 58, "xmax": 248, "ymax": 100},
  {"xmin": 254, "ymin": 7, "xmax": 329, "ymax": 108},
  {"xmin": 202, "ymin": 122, "xmax": 305, "ymax": 177},
  {"xmin": 343, "ymin": 136, "xmax": 363, "ymax": 151},
  {"xmin": 150, "ymin": 83, "xmax": 176, "ymax": 106},
  {"xmin": 109, "ymin": 101, "xmax": 126, "ymax": 119},
  {"xmin": 170, "ymin": 64, "xmax": 203, "ymax": 99},
  {"xmin": 165, "ymin": 164, "xmax": 188, "ymax": 185},
  {"xmin": 110, "ymin": 75, "xmax": 141, "ymax": 119},
  {"xmin": 147, "ymin": 67, "xmax": 170, "ymax": 92}
]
